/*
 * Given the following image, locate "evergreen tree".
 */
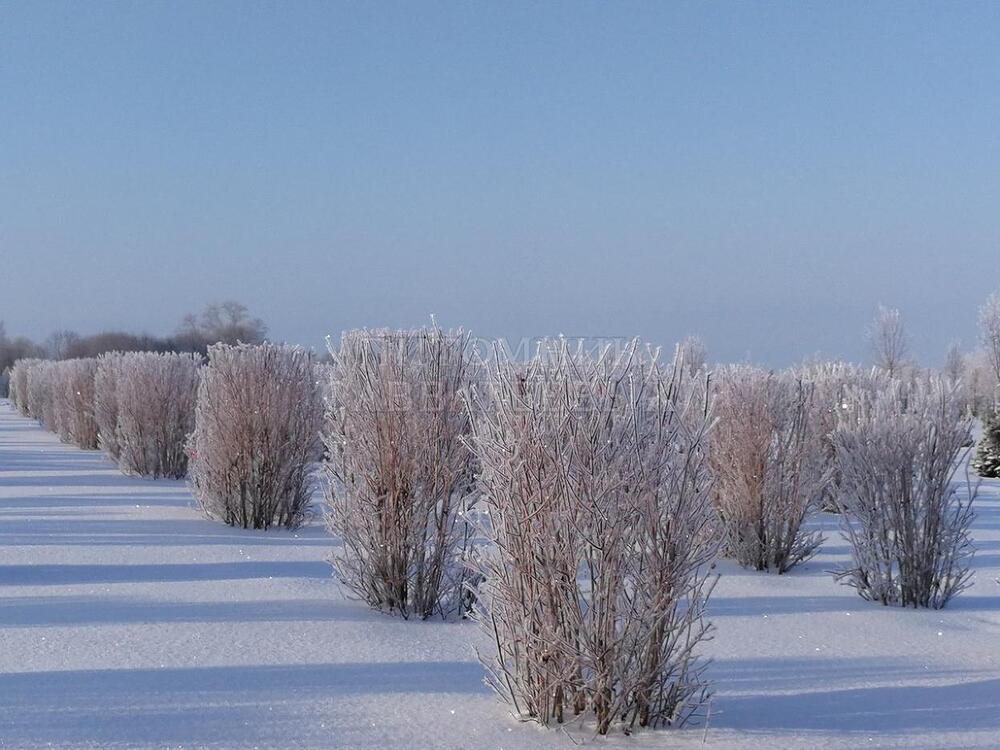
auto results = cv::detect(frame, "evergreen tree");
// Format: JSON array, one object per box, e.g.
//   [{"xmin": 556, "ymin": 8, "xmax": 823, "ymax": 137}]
[{"xmin": 973, "ymin": 410, "xmax": 1000, "ymax": 478}]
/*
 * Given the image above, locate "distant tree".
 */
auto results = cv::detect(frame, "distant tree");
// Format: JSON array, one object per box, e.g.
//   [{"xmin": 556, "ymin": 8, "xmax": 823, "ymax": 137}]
[
  {"xmin": 966, "ymin": 348, "xmax": 998, "ymax": 417},
  {"xmin": 978, "ymin": 292, "xmax": 1000, "ymax": 408},
  {"xmin": 0, "ymin": 321, "xmax": 43, "ymax": 373},
  {"xmin": 943, "ymin": 341, "xmax": 965, "ymax": 383},
  {"xmin": 942, "ymin": 342, "xmax": 977, "ymax": 417},
  {"xmin": 44, "ymin": 330, "xmax": 81, "ymax": 360},
  {"xmin": 677, "ymin": 335, "xmax": 708, "ymax": 375},
  {"xmin": 175, "ymin": 301, "xmax": 267, "ymax": 354},
  {"xmin": 868, "ymin": 305, "xmax": 909, "ymax": 377},
  {"xmin": 64, "ymin": 331, "xmax": 173, "ymax": 359}
]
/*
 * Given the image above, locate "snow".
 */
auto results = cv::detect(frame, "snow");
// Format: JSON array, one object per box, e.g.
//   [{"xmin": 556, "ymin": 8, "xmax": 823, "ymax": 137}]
[{"xmin": 2, "ymin": 400, "xmax": 1000, "ymax": 749}]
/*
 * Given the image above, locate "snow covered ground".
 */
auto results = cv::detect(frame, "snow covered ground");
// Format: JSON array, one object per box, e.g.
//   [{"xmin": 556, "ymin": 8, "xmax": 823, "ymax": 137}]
[{"xmin": 2, "ymin": 399, "xmax": 1000, "ymax": 750}]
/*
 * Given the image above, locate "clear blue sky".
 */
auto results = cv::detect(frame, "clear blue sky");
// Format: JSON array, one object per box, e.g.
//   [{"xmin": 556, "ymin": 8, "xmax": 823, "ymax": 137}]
[{"xmin": 3, "ymin": 2, "xmax": 999, "ymax": 365}]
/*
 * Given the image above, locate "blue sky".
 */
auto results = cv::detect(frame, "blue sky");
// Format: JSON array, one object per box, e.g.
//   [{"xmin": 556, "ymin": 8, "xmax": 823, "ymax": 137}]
[{"xmin": 2, "ymin": 2, "xmax": 999, "ymax": 365}]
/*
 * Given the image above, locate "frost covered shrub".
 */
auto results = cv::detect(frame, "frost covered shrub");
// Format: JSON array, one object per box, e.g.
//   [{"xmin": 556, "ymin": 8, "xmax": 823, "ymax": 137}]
[
  {"xmin": 972, "ymin": 409, "xmax": 1000, "ymax": 479},
  {"xmin": 324, "ymin": 327, "xmax": 477, "ymax": 620},
  {"xmin": 980, "ymin": 291, "xmax": 1000, "ymax": 391},
  {"xmin": 465, "ymin": 340, "xmax": 718, "ymax": 734},
  {"xmin": 9, "ymin": 358, "xmax": 42, "ymax": 416},
  {"xmin": 93, "ymin": 353, "xmax": 125, "ymax": 460},
  {"xmin": 26, "ymin": 361, "xmax": 58, "ymax": 430},
  {"xmin": 710, "ymin": 366, "xmax": 830, "ymax": 573},
  {"xmin": 791, "ymin": 362, "xmax": 875, "ymax": 510},
  {"xmin": 115, "ymin": 352, "xmax": 202, "ymax": 478},
  {"xmin": 832, "ymin": 377, "xmax": 975, "ymax": 608},
  {"xmin": 189, "ymin": 343, "xmax": 322, "ymax": 529},
  {"xmin": 50, "ymin": 358, "xmax": 99, "ymax": 449}
]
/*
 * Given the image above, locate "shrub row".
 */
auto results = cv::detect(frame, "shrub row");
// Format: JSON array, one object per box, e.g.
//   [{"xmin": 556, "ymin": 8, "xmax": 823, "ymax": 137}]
[
  {"xmin": 6, "ymin": 333, "xmax": 978, "ymax": 735},
  {"xmin": 11, "ymin": 353, "xmax": 201, "ymax": 474},
  {"xmin": 10, "ymin": 345, "xmax": 322, "ymax": 508},
  {"xmin": 10, "ymin": 358, "xmax": 99, "ymax": 449},
  {"xmin": 321, "ymin": 336, "xmax": 977, "ymax": 731}
]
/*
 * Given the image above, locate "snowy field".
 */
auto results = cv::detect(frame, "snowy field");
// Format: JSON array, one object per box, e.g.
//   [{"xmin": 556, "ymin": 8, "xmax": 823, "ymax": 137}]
[{"xmin": 2, "ymin": 399, "xmax": 1000, "ymax": 750}]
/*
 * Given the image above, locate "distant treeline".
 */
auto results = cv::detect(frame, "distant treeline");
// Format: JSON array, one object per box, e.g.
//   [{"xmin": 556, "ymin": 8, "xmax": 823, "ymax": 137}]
[{"xmin": 0, "ymin": 301, "xmax": 266, "ymax": 374}]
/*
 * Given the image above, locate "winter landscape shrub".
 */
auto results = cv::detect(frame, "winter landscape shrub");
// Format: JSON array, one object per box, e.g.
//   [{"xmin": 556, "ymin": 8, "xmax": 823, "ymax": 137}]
[
  {"xmin": 832, "ymin": 376, "xmax": 975, "ymax": 608},
  {"xmin": 9, "ymin": 358, "xmax": 42, "ymax": 416},
  {"xmin": 323, "ymin": 326, "xmax": 477, "ymax": 620},
  {"xmin": 114, "ymin": 352, "xmax": 202, "ymax": 478},
  {"xmin": 979, "ymin": 291, "xmax": 1000, "ymax": 395},
  {"xmin": 464, "ymin": 339, "xmax": 718, "ymax": 734},
  {"xmin": 50, "ymin": 358, "xmax": 99, "ymax": 449},
  {"xmin": 791, "ymin": 362, "xmax": 877, "ymax": 510},
  {"xmin": 12, "ymin": 358, "xmax": 101, "ymax": 448},
  {"xmin": 26, "ymin": 360, "xmax": 58, "ymax": 430},
  {"xmin": 710, "ymin": 365, "xmax": 830, "ymax": 572},
  {"xmin": 93, "ymin": 353, "xmax": 124, "ymax": 460},
  {"xmin": 188, "ymin": 343, "xmax": 321, "ymax": 529}
]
